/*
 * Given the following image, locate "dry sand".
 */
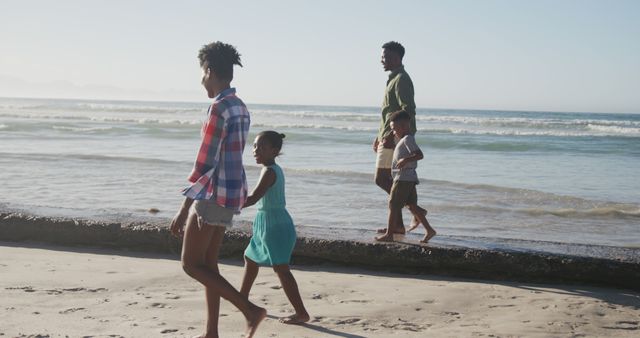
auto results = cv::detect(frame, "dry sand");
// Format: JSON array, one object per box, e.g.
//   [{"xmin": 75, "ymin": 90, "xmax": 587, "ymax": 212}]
[{"xmin": 1, "ymin": 242, "xmax": 639, "ymax": 338}]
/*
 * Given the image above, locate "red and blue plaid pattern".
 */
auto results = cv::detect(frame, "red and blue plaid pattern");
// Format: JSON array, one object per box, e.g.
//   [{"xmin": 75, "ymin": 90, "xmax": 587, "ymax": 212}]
[{"xmin": 183, "ymin": 88, "xmax": 250, "ymax": 212}]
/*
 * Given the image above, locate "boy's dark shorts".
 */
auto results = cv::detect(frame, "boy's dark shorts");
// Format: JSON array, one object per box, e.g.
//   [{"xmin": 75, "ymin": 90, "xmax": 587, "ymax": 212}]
[{"xmin": 389, "ymin": 180, "xmax": 418, "ymax": 209}]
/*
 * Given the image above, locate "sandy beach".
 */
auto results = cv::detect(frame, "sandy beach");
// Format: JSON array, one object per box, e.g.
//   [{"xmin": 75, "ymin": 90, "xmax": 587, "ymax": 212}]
[{"xmin": 1, "ymin": 242, "xmax": 639, "ymax": 338}]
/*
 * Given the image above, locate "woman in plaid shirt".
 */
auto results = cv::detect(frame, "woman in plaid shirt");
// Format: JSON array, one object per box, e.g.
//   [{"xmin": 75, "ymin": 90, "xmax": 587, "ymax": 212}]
[{"xmin": 170, "ymin": 42, "xmax": 266, "ymax": 338}]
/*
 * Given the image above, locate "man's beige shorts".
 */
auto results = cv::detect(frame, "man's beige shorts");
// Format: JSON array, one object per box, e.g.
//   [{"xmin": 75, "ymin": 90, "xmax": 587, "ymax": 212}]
[{"xmin": 375, "ymin": 144, "xmax": 394, "ymax": 169}]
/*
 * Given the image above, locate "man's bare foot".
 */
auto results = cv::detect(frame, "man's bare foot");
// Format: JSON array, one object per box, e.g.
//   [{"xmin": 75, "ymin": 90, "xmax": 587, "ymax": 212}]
[
  {"xmin": 408, "ymin": 209, "xmax": 428, "ymax": 232},
  {"xmin": 280, "ymin": 312, "xmax": 310, "ymax": 325},
  {"xmin": 376, "ymin": 227, "xmax": 405, "ymax": 234},
  {"xmin": 244, "ymin": 306, "xmax": 267, "ymax": 338},
  {"xmin": 375, "ymin": 233, "xmax": 394, "ymax": 242},
  {"xmin": 420, "ymin": 231, "xmax": 437, "ymax": 243}
]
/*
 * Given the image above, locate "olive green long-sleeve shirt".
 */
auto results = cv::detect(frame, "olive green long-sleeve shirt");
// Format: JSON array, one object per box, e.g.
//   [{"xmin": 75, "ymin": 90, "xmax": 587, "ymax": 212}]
[{"xmin": 378, "ymin": 66, "xmax": 416, "ymax": 141}]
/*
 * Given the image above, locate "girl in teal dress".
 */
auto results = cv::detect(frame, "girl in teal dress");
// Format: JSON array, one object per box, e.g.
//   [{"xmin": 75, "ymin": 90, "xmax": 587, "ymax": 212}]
[{"xmin": 241, "ymin": 131, "xmax": 310, "ymax": 325}]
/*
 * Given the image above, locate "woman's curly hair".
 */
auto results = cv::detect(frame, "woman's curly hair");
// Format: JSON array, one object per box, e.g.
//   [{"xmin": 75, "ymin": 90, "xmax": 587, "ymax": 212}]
[{"xmin": 198, "ymin": 41, "xmax": 242, "ymax": 80}]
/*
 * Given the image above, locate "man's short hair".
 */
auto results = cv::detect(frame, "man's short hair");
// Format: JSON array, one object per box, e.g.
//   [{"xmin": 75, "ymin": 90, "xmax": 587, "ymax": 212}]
[
  {"xmin": 198, "ymin": 41, "xmax": 243, "ymax": 80},
  {"xmin": 390, "ymin": 110, "xmax": 411, "ymax": 123},
  {"xmin": 382, "ymin": 41, "xmax": 405, "ymax": 59}
]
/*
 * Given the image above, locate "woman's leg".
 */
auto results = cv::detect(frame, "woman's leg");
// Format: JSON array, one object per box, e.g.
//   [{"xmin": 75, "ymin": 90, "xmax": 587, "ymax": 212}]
[
  {"xmin": 273, "ymin": 264, "xmax": 310, "ymax": 324},
  {"xmin": 240, "ymin": 256, "xmax": 259, "ymax": 297},
  {"xmin": 202, "ymin": 223, "xmax": 224, "ymax": 338},
  {"xmin": 181, "ymin": 213, "xmax": 266, "ymax": 337}
]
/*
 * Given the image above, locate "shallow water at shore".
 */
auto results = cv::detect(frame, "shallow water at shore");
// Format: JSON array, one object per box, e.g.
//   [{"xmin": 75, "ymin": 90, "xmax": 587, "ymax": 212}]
[{"xmin": 1, "ymin": 97, "xmax": 639, "ymax": 247}]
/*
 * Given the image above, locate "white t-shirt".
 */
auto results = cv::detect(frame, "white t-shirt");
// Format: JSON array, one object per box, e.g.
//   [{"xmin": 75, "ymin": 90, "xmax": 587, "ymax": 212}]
[{"xmin": 391, "ymin": 134, "xmax": 420, "ymax": 182}]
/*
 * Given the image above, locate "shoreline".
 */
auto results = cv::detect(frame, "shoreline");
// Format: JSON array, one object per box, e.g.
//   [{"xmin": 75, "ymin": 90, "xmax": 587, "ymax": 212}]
[{"xmin": 1, "ymin": 212, "xmax": 639, "ymax": 291}]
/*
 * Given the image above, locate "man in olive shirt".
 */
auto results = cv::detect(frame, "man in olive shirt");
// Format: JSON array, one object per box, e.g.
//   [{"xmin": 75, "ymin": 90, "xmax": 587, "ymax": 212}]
[{"xmin": 373, "ymin": 41, "xmax": 424, "ymax": 233}]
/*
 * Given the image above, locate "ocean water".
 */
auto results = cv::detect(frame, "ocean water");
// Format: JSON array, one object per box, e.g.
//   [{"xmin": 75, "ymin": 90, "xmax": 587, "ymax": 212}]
[{"xmin": 1, "ymin": 97, "xmax": 639, "ymax": 247}]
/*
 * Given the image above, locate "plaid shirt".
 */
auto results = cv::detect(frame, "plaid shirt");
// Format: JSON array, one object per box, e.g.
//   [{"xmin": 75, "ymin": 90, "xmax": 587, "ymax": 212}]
[{"xmin": 182, "ymin": 88, "xmax": 250, "ymax": 212}]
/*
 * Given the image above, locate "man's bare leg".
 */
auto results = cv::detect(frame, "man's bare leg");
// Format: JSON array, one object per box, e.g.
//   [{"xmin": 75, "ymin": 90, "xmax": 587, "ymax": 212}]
[{"xmin": 376, "ymin": 205, "xmax": 402, "ymax": 242}]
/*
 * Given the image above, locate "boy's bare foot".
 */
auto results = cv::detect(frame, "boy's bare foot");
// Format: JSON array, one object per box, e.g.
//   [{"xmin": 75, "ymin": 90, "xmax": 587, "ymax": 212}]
[
  {"xmin": 420, "ymin": 231, "xmax": 437, "ymax": 243},
  {"xmin": 375, "ymin": 233, "xmax": 395, "ymax": 242},
  {"xmin": 408, "ymin": 209, "xmax": 427, "ymax": 232},
  {"xmin": 376, "ymin": 227, "xmax": 405, "ymax": 234},
  {"xmin": 244, "ymin": 306, "xmax": 267, "ymax": 338},
  {"xmin": 280, "ymin": 313, "xmax": 310, "ymax": 325}
]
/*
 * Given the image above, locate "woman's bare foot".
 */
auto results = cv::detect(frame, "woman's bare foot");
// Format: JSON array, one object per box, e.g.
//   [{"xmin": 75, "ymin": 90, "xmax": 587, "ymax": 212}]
[
  {"xmin": 420, "ymin": 231, "xmax": 437, "ymax": 243},
  {"xmin": 244, "ymin": 306, "xmax": 267, "ymax": 338},
  {"xmin": 375, "ymin": 233, "xmax": 395, "ymax": 242},
  {"xmin": 280, "ymin": 312, "xmax": 310, "ymax": 325},
  {"xmin": 408, "ymin": 209, "xmax": 428, "ymax": 232}
]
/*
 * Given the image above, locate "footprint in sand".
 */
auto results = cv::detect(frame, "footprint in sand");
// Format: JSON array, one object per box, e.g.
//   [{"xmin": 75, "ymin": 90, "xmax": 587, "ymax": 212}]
[
  {"xmin": 335, "ymin": 318, "xmax": 362, "ymax": 325},
  {"xmin": 160, "ymin": 329, "xmax": 178, "ymax": 334},
  {"xmin": 602, "ymin": 321, "xmax": 639, "ymax": 331},
  {"xmin": 311, "ymin": 293, "xmax": 325, "ymax": 300},
  {"xmin": 310, "ymin": 316, "xmax": 326, "ymax": 323},
  {"xmin": 59, "ymin": 307, "xmax": 86, "ymax": 314},
  {"xmin": 339, "ymin": 299, "xmax": 371, "ymax": 304},
  {"xmin": 488, "ymin": 304, "xmax": 515, "ymax": 308},
  {"xmin": 269, "ymin": 285, "xmax": 283, "ymax": 290},
  {"xmin": 150, "ymin": 303, "xmax": 170, "ymax": 308},
  {"xmin": 380, "ymin": 320, "xmax": 428, "ymax": 332},
  {"xmin": 164, "ymin": 293, "xmax": 180, "ymax": 300}
]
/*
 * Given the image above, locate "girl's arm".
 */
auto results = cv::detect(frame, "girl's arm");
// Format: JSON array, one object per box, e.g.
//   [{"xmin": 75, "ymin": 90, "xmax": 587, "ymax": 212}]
[{"xmin": 243, "ymin": 167, "xmax": 276, "ymax": 208}]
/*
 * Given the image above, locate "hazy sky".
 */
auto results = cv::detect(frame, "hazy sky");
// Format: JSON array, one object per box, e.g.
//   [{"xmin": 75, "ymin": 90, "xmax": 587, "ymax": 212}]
[{"xmin": 1, "ymin": 0, "xmax": 639, "ymax": 112}]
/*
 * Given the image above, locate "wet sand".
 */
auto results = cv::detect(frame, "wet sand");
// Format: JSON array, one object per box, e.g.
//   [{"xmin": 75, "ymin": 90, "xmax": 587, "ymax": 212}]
[{"xmin": 1, "ymin": 242, "xmax": 639, "ymax": 337}]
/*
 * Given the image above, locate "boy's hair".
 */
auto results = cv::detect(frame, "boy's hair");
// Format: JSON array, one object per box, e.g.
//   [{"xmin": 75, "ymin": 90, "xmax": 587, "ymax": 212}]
[
  {"xmin": 382, "ymin": 41, "xmax": 405, "ymax": 59},
  {"xmin": 258, "ymin": 130, "xmax": 286, "ymax": 154},
  {"xmin": 198, "ymin": 41, "xmax": 243, "ymax": 81},
  {"xmin": 390, "ymin": 110, "xmax": 411, "ymax": 123}
]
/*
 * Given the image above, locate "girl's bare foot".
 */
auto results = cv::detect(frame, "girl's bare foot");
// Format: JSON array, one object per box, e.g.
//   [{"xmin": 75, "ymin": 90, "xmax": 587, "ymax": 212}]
[
  {"xmin": 244, "ymin": 306, "xmax": 267, "ymax": 338},
  {"xmin": 375, "ymin": 233, "xmax": 395, "ymax": 242},
  {"xmin": 420, "ymin": 231, "xmax": 436, "ymax": 243},
  {"xmin": 280, "ymin": 312, "xmax": 310, "ymax": 325},
  {"xmin": 408, "ymin": 209, "xmax": 427, "ymax": 232}
]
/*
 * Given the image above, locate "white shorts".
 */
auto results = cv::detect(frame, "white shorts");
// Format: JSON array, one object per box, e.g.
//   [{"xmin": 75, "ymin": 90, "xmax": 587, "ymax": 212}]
[{"xmin": 375, "ymin": 144, "xmax": 394, "ymax": 169}]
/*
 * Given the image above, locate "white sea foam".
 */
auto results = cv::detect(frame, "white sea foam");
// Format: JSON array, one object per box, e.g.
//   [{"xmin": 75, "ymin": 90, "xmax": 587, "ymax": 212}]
[
  {"xmin": 51, "ymin": 125, "xmax": 116, "ymax": 133},
  {"xmin": 586, "ymin": 124, "xmax": 640, "ymax": 136}
]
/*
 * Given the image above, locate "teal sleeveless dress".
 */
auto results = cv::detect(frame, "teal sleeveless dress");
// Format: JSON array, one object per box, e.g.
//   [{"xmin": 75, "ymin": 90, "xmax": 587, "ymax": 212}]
[{"xmin": 244, "ymin": 164, "xmax": 297, "ymax": 266}]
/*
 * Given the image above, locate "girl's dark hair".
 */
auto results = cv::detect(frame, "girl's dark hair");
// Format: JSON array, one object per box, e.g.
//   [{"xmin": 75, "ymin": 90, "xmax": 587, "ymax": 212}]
[
  {"xmin": 258, "ymin": 130, "xmax": 286, "ymax": 153},
  {"xmin": 198, "ymin": 41, "xmax": 242, "ymax": 80}
]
